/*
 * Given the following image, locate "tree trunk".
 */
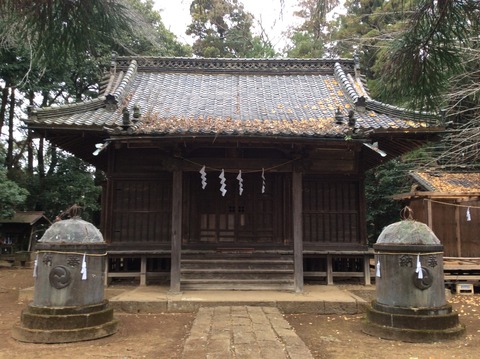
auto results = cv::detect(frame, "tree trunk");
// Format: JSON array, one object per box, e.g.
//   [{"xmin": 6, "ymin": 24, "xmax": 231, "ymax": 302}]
[
  {"xmin": 38, "ymin": 137, "xmax": 45, "ymax": 178},
  {"xmin": 47, "ymin": 146, "xmax": 57, "ymax": 176},
  {"xmin": 6, "ymin": 87, "xmax": 15, "ymax": 169},
  {"xmin": 26, "ymin": 92, "xmax": 35, "ymax": 175},
  {"xmin": 0, "ymin": 86, "xmax": 9, "ymax": 135},
  {"xmin": 26, "ymin": 131, "xmax": 34, "ymax": 175}
]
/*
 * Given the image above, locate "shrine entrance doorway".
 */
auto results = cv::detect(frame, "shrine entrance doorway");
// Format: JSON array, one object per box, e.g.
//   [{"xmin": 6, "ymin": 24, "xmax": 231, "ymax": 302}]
[{"xmin": 185, "ymin": 172, "xmax": 291, "ymax": 247}]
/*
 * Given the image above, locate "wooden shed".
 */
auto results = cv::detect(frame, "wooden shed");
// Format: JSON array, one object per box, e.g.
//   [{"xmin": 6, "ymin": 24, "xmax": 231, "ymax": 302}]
[
  {"xmin": 25, "ymin": 56, "xmax": 442, "ymax": 291},
  {"xmin": 0, "ymin": 211, "xmax": 50, "ymax": 264},
  {"xmin": 394, "ymin": 171, "xmax": 480, "ymax": 258}
]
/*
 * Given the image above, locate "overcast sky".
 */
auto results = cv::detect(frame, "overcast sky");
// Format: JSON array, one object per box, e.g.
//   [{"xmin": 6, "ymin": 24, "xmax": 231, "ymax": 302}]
[{"xmin": 153, "ymin": 0, "xmax": 301, "ymax": 50}]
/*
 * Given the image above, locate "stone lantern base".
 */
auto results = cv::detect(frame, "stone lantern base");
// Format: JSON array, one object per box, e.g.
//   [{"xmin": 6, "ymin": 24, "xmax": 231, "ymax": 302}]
[
  {"xmin": 12, "ymin": 300, "xmax": 118, "ymax": 343},
  {"xmin": 362, "ymin": 300, "xmax": 465, "ymax": 343}
]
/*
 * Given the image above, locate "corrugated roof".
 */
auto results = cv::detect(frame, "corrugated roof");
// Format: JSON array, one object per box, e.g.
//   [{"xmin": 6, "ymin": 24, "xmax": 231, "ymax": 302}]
[
  {"xmin": 26, "ymin": 57, "xmax": 439, "ymax": 139},
  {"xmin": 412, "ymin": 172, "xmax": 480, "ymax": 193}
]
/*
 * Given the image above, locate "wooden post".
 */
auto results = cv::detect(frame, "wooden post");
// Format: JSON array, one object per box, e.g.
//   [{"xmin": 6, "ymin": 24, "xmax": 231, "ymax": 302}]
[
  {"xmin": 292, "ymin": 171, "xmax": 304, "ymax": 292},
  {"xmin": 363, "ymin": 254, "xmax": 371, "ymax": 285},
  {"xmin": 140, "ymin": 256, "xmax": 147, "ymax": 286},
  {"xmin": 426, "ymin": 199, "xmax": 433, "ymax": 229},
  {"xmin": 326, "ymin": 254, "xmax": 333, "ymax": 285},
  {"xmin": 170, "ymin": 170, "xmax": 182, "ymax": 293},
  {"xmin": 455, "ymin": 205, "xmax": 462, "ymax": 257}
]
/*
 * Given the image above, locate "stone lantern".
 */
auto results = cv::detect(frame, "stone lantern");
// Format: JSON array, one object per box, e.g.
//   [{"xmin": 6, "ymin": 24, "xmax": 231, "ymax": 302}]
[
  {"xmin": 12, "ymin": 213, "xmax": 118, "ymax": 343},
  {"xmin": 363, "ymin": 218, "xmax": 465, "ymax": 342}
]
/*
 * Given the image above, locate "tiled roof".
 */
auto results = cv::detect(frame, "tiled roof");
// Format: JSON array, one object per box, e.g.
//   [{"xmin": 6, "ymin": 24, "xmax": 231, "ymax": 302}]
[
  {"xmin": 26, "ymin": 57, "xmax": 440, "ymax": 139},
  {"xmin": 411, "ymin": 172, "xmax": 480, "ymax": 193}
]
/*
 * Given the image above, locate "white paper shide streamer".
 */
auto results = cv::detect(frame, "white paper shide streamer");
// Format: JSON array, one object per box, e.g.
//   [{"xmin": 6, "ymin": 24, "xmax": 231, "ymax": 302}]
[
  {"xmin": 415, "ymin": 254, "xmax": 423, "ymax": 279},
  {"xmin": 466, "ymin": 207, "xmax": 471, "ymax": 221},
  {"xmin": 33, "ymin": 254, "xmax": 38, "ymax": 278},
  {"xmin": 261, "ymin": 168, "xmax": 266, "ymax": 194},
  {"xmin": 199, "ymin": 165, "xmax": 207, "ymax": 189},
  {"xmin": 237, "ymin": 170, "xmax": 243, "ymax": 195},
  {"xmin": 375, "ymin": 259, "xmax": 381, "ymax": 278},
  {"xmin": 81, "ymin": 253, "xmax": 87, "ymax": 280},
  {"xmin": 219, "ymin": 169, "xmax": 227, "ymax": 196}
]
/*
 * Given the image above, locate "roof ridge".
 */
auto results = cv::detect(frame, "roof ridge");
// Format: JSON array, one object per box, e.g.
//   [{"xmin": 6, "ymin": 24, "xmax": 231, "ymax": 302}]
[
  {"xmin": 114, "ymin": 56, "xmax": 356, "ymax": 75},
  {"xmin": 333, "ymin": 62, "xmax": 360, "ymax": 105},
  {"xmin": 110, "ymin": 59, "xmax": 138, "ymax": 105}
]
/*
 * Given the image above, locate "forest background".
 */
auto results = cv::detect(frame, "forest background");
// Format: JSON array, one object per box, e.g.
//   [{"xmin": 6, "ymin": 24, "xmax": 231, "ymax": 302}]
[{"xmin": 0, "ymin": 0, "xmax": 478, "ymax": 246}]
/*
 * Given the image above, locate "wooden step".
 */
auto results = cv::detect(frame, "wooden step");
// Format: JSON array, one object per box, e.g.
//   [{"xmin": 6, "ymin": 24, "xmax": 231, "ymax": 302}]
[
  {"xmin": 180, "ymin": 253, "xmax": 294, "ymax": 291},
  {"xmin": 181, "ymin": 279, "xmax": 295, "ymax": 291},
  {"xmin": 181, "ymin": 259, "xmax": 293, "ymax": 270}
]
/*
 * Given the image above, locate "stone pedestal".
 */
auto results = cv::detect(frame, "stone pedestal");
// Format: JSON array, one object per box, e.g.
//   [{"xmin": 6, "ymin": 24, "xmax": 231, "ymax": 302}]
[
  {"xmin": 12, "ymin": 217, "xmax": 118, "ymax": 343},
  {"xmin": 362, "ymin": 220, "xmax": 465, "ymax": 342}
]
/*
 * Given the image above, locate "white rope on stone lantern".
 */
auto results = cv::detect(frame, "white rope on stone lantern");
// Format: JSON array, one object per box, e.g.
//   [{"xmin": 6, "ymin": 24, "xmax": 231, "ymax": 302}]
[
  {"xmin": 81, "ymin": 253, "xmax": 87, "ymax": 280},
  {"xmin": 415, "ymin": 254, "xmax": 423, "ymax": 279}
]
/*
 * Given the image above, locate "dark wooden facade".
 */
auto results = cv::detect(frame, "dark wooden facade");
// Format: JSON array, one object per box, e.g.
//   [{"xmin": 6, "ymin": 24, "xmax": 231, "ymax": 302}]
[{"xmin": 26, "ymin": 57, "xmax": 442, "ymax": 291}]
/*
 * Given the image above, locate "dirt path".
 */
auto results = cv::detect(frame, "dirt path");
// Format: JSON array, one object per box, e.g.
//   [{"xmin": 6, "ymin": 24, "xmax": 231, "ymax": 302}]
[{"xmin": 1, "ymin": 267, "xmax": 480, "ymax": 358}]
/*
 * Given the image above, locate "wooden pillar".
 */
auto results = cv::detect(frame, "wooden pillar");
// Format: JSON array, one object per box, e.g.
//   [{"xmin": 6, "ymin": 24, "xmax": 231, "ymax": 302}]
[
  {"xmin": 426, "ymin": 199, "xmax": 433, "ymax": 229},
  {"xmin": 326, "ymin": 254, "xmax": 333, "ymax": 285},
  {"xmin": 140, "ymin": 256, "xmax": 147, "ymax": 286},
  {"xmin": 363, "ymin": 254, "xmax": 371, "ymax": 286},
  {"xmin": 170, "ymin": 170, "xmax": 182, "ymax": 293},
  {"xmin": 455, "ymin": 205, "xmax": 462, "ymax": 257},
  {"xmin": 292, "ymin": 171, "xmax": 304, "ymax": 292}
]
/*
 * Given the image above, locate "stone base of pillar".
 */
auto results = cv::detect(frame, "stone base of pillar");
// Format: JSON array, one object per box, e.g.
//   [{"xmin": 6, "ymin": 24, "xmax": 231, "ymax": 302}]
[
  {"xmin": 12, "ymin": 300, "xmax": 118, "ymax": 343},
  {"xmin": 362, "ymin": 300, "xmax": 465, "ymax": 343}
]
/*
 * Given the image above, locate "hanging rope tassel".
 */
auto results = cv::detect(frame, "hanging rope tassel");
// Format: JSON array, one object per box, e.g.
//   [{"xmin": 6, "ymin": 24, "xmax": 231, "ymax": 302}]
[
  {"xmin": 416, "ymin": 254, "xmax": 423, "ymax": 279},
  {"xmin": 375, "ymin": 259, "xmax": 381, "ymax": 278},
  {"xmin": 81, "ymin": 253, "xmax": 87, "ymax": 280},
  {"xmin": 33, "ymin": 254, "xmax": 38, "ymax": 278}
]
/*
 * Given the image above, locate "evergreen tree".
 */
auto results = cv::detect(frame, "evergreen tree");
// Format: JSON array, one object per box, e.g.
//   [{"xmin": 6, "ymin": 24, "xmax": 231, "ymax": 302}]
[{"xmin": 186, "ymin": 0, "xmax": 276, "ymax": 57}]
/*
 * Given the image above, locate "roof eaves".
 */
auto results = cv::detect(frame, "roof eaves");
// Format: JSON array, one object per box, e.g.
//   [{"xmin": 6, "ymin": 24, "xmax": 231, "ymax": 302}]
[{"xmin": 365, "ymin": 99, "xmax": 440, "ymax": 125}]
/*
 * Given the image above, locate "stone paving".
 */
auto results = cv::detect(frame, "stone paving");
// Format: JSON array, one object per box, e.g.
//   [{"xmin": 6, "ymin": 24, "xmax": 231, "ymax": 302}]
[{"xmin": 181, "ymin": 306, "xmax": 314, "ymax": 359}]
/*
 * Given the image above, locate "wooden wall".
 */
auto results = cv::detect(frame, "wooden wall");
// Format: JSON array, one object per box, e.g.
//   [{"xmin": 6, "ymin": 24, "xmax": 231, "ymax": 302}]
[
  {"xmin": 302, "ymin": 175, "xmax": 363, "ymax": 249},
  {"xmin": 409, "ymin": 198, "xmax": 480, "ymax": 257},
  {"xmin": 103, "ymin": 145, "xmax": 366, "ymax": 250}
]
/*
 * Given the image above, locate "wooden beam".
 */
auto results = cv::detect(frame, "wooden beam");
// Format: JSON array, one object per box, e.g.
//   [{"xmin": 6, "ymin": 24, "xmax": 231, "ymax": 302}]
[
  {"xmin": 170, "ymin": 170, "xmax": 182, "ymax": 293},
  {"xmin": 292, "ymin": 171, "xmax": 304, "ymax": 292}
]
